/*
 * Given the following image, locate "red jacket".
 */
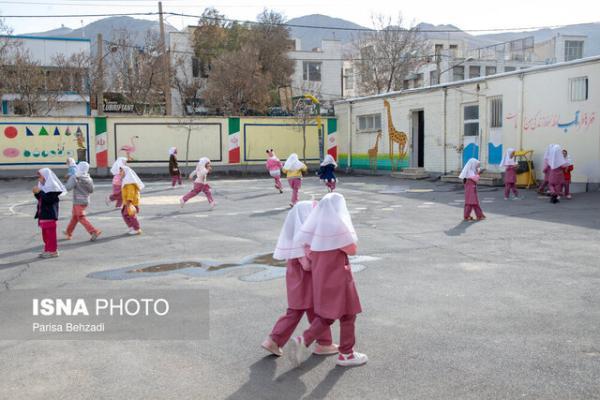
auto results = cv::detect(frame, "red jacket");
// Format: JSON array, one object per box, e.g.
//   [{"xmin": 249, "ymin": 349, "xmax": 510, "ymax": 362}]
[{"xmin": 563, "ymin": 164, "xmax": 574, "ymax": 181}]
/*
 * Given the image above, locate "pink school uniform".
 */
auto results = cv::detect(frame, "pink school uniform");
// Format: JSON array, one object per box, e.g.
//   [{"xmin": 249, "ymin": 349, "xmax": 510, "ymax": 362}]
[
  {"xmin": 107, "ymin": 157, "xmax": 127, "ymax": 208},
  {"xmin": 287, "ymin": 192, "xmax": 367, "ymax": 368},
  {"xmin": 265, "ymin": 149, "xmax": 284, "ymax": 193},
  {"xmin": 460, "ymin": 158, "xmax": 485, "ymax": 221},
  {"xmin": 261, "ymin": 201, "xmax": 337, "ymax": 357},
  {"xmin": 500, "ymin": 148, "xmax": 520, "ymax": 200},
  {"xmin": 180, "ymin": 157, "xmax": 215, "ymax": 208},
  {"xmin": 282, "ymin": 153, "xmax": 307, "ymax": 207},
  {"xmin": 547, "ymin": 144, "xmax": 569, "ymax": 203},
  {"xmin": 537, "ymin": 144, "xmax": 553, "ymax": 194}
]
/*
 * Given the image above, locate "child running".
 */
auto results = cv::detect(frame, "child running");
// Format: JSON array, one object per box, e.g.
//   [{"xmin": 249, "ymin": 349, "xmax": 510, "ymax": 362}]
[
  {"xmin": 317, "ymin": 154, "xmax": 337, "ymax": 192},
  {"xmin": 33, "ymin": 168, "xmax": 66, "ymax": 258},
  {"xmin": 180, "ymin": 157, "xmax": 215, "ymax": 209},
  {"xmin": 169, "ymin": 147, "xmax": 182, "ymax": 188},
  {"xmin": 63, "ymin": 161, "xmax": 101, "ymax": 241},
  {"xmin": 459, "ymin": 158, "xmax": 486, "ymax": 221},
  {"xmin": 287, "ymin": 192, "xmax": 367, "ymax": 368},
  {"xmin": 282, "ymin": 153, "xmax": 307, "ymax": 207},
  {"xmin": 562, "ymin": 149, "xmax": 574, "ymax": 200},
  {"xmin": 66, "ymin": 157, "xmax": 77, "ymax": 178},
  {"xmin": 265, "ymin": 149, "xmax": 284, "ymax": 194},
  {"xmin": 107, "ymin": 157, "xmax": 127, "ymax": 208},
  {"xmin": 262, "ymin": 200, "xmax": 338, "ymax": 357},
  {"xmin": 500, "ymin": 148, "xmax": 520, "ymax": 200},
  {"xmin": 120, "ymin": 165, "xmax": 144, "ymax": 235},
  {"xmin": 547, "ymin": 144, "xmax": 569, "ymax": 204}
]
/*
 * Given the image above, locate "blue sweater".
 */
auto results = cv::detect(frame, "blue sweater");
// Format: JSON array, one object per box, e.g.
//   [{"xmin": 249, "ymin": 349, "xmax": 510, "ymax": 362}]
[{"xmin": 317, "ymin": 164, "xmax": 336, "ymax": 181}]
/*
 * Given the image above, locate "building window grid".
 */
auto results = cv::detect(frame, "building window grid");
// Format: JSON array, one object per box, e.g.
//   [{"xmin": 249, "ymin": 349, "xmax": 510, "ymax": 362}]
[
  {"xmin": 565, "ymin": 41, "xmax": 583, "ymax": 62},
  {"xmin": 569, "ymin": 76, "xmax": 588, "ymax": 101},
  {"xmin": 303, "ymin": 61, "xmax": 322, "ymax": 82},
  {"xmin": 489, "ymin": 96, "xmax": 503, "ymax": 128},
  {"xmin": 357, "ymin": 114, "xmax": 382, "ymax": 132},
  {"xmin": 463, "ymin": 104, "xmax": 479, "ymax": 136}
]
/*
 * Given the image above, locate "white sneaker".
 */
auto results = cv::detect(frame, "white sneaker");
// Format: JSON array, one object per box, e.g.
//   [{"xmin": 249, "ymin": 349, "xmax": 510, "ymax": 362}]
[
  {"xmin": 128, "ymin": 229, "xmax": 142, "ymax": 236},
  {"xmin": 105, "ymin": 195, "xmax": 111, "ymax": 206},
  {"xmin": 209, "ymin": 201, "xmax": 216, "ymax": 209},
  {"xmin": 285, "ymin": 336, "xmax": 312, "ymax": 367},
  {"xmin": 179, "ymin": 198, "xmax": 185, "ymax": 208},
  {"xmin": 336, "ymin": 351, "xmax": 368, "ymax": 367}
]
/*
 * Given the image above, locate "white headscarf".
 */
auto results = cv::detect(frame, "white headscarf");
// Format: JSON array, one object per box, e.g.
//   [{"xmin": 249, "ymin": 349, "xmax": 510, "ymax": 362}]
[
  {"xmin": 320, "ymin": 154, "xmax": 337, "ymax": 167},
  {"xmin": 169, "ymin": 147, "xmax": 177, "ymax": 156},
  {"xmin": 67, "ymin": 157, "xmax": 76, "ymax": 167},
  {"xmin": 500, "ymin": 148, "xmax": 516, "ymax": 167},
  {"xmin": 196, "ymin": 157, "xmax": 210, "ymax": 172},
  {"xmin": 273, "ymin": 201, "xmax": 315, "ymax": 260},
  {"xmin": 459, "ymin": 158, "xmax": 480, "ymax": 180},
  {"xmin": 121, "ymin": 166, "xmax": 145, "ymax": 190},
  {"xmin": 283, "ymin": 153, "xmax": 305, "ymax": 171},
  {"xmin": 548, "ymin": 144, "xmax": 568, "ymax": 170},
  {"xmin": 76, "ymin": 161, "xmax": 90, "ymax": 178},
  {"xmin": 38, "ymin": 168, "xmax": 67, "ymax": 193},
  {"xmin": 294, "ymin": 192, "xmax": 357, "ymax": 252},
  {"xmin": 110, "ymin": 157, "xmax": 127, "ymax": 176}
]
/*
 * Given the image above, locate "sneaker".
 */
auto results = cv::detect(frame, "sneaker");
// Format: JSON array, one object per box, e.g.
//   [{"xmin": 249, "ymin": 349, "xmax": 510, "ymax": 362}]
[
  {"xmin": 314, "ymin": 343, "xmax": 339, "ymax": 355},
  {"xmin": 261, "ymin": 337, "xmax": 283, "ymax": 357},
  {"xmin": 285, "ymin": 336, "xmax": 313, "ymax": 367},
  {"xmin": 90, "ymin": 231, "xmax": 102, "ymax": 242},
  {"xmin": 279, "ymin": 189, "xmax": 283, "ymax": 194},
  {"xmin": 105, "ymin": 195, "xmax": 111, "ymax": 206},
  {"xmin": 504, "ymin": 197, "xmax": 509, "ymax": 200},
  {"xmin": 336, "ymin": 351, "xmax": 368, "ymax": 367},
  {"xmin": 39, "ymin": 251, "xmax": 59, "ymax": 259},
  {"xmin": 63, "ymin": 230, "xmax": 72, "ymax": 240},
  {"xmin": 512, "ymin": 196, "xmax": 522, "ymax": 200},
  {"xmin": 128, "ymin": 229, "xmax": 142, "ymax": 235},
  {"xmin": 179, "ymin": 197, "xmax": 186, "ymax": 208},
  {"xmin": 566, "ymin": 194, "xmax": 572, "ymax": 199},
  {"xmin": 209, "ymin": 201, "xmax": 216, "ymax": 209},
  {"xmin": 477, "ymin": 216, "xmax": 486, "ymax": 221}
]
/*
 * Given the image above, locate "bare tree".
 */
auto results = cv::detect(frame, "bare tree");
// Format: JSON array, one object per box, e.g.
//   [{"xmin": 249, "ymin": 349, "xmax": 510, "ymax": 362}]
[
  {"xmin": 353, "ymin": 14, "xmax": 426, "ymax": 95},
  {"xmin": 53, "ymin": 51, "xmax": 98, "ymax": 107}
]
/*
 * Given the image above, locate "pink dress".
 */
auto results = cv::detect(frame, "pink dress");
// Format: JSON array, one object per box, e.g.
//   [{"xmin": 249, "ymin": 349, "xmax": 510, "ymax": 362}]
[
  {"xmin": 504, "ymin": 166, "xmax": 517, "ymax": 184},
  {"xmin": 266, "ymin": 158, "xmax": 283, "ymax": 173},
  {"xmin": 310, "ymin": 249, "xmax": 362, "ymax": 320},
  {"xmin": 286, "ymin": 258, "xmax": 313, "ymax": 310},
  {"xmin": 464, "ymin": 178, "xmax": 480, "ymax": 205}
]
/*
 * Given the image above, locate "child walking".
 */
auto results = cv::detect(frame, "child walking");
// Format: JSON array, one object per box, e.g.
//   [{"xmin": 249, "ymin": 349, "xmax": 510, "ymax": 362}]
[
  {"xmin": 317, "ymin": 155, "xmax": 337, "ymax": 192},
  {"xmin": 107, "ymin": 157, "xmax": 127, "ymax": 208},
  {"xmin": 265, "ymin": 149, "xmax": 283, "ymax": 194},
  {"xmin": 537, "ymin": 144, "xmax": 553, "ymax": 194},
  {"xmin": 287, "ymin": 192, "xmax": 367, "ymax": 367},
  {"xmin": 547, "ymin": 144, "xmax": 569, "ymax": 204},
  {"xmin": 64, "ymin": 161, "xmax": 101, "ymax": 241},
  {"xmin": 500, "ymin": 148, "xmax": 520, "ymax": 200},
  {"xmin": 33, "ymin": 168, "xmax": 66, "ymax": 258},
  {"xmin": 120, "ymin": 166, "xmax": 144, "ymax": 235},
  {"xmin": 459, "ymin": 158, "xmax": 486, "ymax": 221},
  {"xmin": 262, "ymin": 200, "xmax": 338, "ymax": 357},
  {"xmin": 562, "ymin": 149, "xmax": 574, "ymax": 199},
  {"xmin": 282, "ymin": 153, "xmax": 307, "ymax": 207},
  {"xmin": 180, "ymin": 157, "xmax": 215, "ymax": 209},
  {"xmin": 169, "ymin": 147, "xmax": 182, "ymax": 188}
]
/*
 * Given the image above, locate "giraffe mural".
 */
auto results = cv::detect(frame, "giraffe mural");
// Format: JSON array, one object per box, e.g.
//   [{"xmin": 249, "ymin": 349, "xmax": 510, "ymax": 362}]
[
  {"xmin": 383, "ymin": 99, "xmax": 408, "ymax": 171},
  {"xmin": 367, "ymin": 130, "xmax": 383, "ymax": 171}
]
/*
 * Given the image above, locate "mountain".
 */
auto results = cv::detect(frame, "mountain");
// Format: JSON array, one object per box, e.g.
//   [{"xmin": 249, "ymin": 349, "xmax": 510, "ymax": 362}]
[
  {"xmin": 416, "ymin": 22, "xmax": 496, "ymax": 49},
  {"xmin": 26, "ymin": 25, "xmax": 74, "ymax": 37},
  {"xmin": 286, "ymin": 14, "xmax": 367, "ymax": 51},
  {"xmin": 477, "ymin": 22, "xmax": 600, "ymax": 57}
]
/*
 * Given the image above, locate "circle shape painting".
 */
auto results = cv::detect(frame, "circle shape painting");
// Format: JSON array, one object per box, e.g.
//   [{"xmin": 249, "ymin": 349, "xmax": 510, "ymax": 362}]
[
  {"xmin": 4, "ymin": 126, "xmax": 18, "ymax": 139},
  {"xmin": 3, "ymin": 148, "xmax": 20, "ymax": 158}
]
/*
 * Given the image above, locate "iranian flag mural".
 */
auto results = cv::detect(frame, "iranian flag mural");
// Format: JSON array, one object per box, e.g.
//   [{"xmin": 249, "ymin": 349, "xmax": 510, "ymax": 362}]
[
  {"xmin": 95, "ymin": 117, "xmax": 108, "ymax": 168},
  {"xmin": 327, "ymin": 118, "xmax": 337, "ymax": 159},
  {"xmin": 228, "ymin": 117, "xmax": 240, "ymax": 163}
]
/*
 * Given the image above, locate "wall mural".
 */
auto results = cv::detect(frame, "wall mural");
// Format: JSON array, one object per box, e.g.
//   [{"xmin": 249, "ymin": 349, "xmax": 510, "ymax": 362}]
[
  {"xmin": 0, "ymin": 122, "xmax": 89, "ymax": 165},
  {"xmin": 505, "ymin": 111, "xmax": 596, "ymax": 133}
]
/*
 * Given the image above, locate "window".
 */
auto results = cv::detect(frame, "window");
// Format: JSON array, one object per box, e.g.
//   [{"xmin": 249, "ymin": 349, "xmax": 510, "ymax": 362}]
[
  {"xmin": 565, "ymin": 40, "xmax": 583, "ymax": 61},
  {"xmin": 485, "ymin": 66, "xmax": 497, "ymax": 76},
  {"xmin": 434, "ymin": 44, "xmax": 443, "ymax": 63},
  {"xmin": 191, "ymin": 57, "xmax": 200, "ymax": 78},
  {"xmin": 430, "ymin": 70, "xmax": 439, "ymax": 85},
  {"xmin": 344, "ymin": 68, "xmax": 354, "ymax": 90},
  {"xmin": 463, "ymin": 104, "xmax": 479, "ymax": 136},
  {"xmin": 569, "ymin": 76, "xmax": 588, "ymax": 101},
  {"xmin": 403, "ymin": 80, "xmax": 410, "ymax": 90},
  {"xmin": 504, "ymin": 66, "xmax": 516, "ymax": 72},
  {"xmin": 303, "ymin": 62, "xmax": 321, "ymax": 82},
  {"xmin": 415, "ymin": 73, "xmax": 424, "ymax": 88},
  {"xmin": 469, "ymin": 65, "xmax": 481, "ymax": 78},
  {"xmin": 453, "ymin": 66, "xmax": 464, "ymax": 81},
  {"xmin": 489, "ymin": 96, "xmax": 503, "ymax": 128},
  {"xmin": 449, "ymin": 44, "xmax": 458, "ymax": 58},
  {"xmin": 357, "ymin": 114, "xmax": 382, "ymax": 132}
]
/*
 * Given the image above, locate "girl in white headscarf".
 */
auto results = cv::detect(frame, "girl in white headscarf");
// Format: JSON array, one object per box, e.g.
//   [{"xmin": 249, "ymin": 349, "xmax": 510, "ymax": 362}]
[
  {"xmin": 282, "ymin": 153, "xmax": 307, "ymax": 207},
  {"xmin": 317, "ymin": 154, "xmax": 338, "ymax": 192},
  {"xmin": 547, "ymin": 144, "xmax": 569, "ymax": 204},
  {"xmin": 262, "ymin": 201, "xmax": 338, "ymax": 358},
  {"xmin": 500, "ymin": 148, "xmax": 520, "ymax": 200},
  {"xmin": 265, "ymin": 149, "xmax": 284, "ymax": 194},
  {"xmin": 286, "ymin": 193, "xmax": 367, "ymax": 368},
  {"xmin": 459, "ymin": 158, "xmax": 485, "ymax": 221},
  {"xmin": 561, "ymin": 149, "xmax": 574, "ymax": 199},
  {"xmin": 63, "ymin": 162, "xmax": 101, "ymax": 241},
  {"xmin": 107, "ymin": 157, "xmax": 127, "ymax": 208},
  {"xmin": 168, "ymin": 147, "xmax": 182, "ymax": 188},
  {"xmin": 33, "ymin": 168, "xmax": 67, "ymax": 258},
  {"xmin": 179, "ymin": 157, "xmax": 215, "ymax": 209},
  {"xmin": 537, "ymin": 144, "xmax": 554, "ymax": 194},
  {"xmin": 120, "ymin": 166, "xmax": 144, "ymax": 235}
]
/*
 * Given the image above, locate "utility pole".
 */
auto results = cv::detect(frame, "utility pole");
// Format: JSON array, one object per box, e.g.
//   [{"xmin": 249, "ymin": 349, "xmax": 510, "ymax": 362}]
[
  {"xmin": 158, "ymin": 1, "xmax": 172, "ymax": 115},
  {"xmin": 96, "ymin": 33, "xmax": 104, "ymax": 116}
]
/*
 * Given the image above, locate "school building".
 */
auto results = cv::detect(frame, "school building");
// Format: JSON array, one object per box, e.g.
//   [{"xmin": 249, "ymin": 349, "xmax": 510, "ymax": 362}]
[{"xmin": 334, "ymin": 55, "xmax": 599, "ymax": 191}]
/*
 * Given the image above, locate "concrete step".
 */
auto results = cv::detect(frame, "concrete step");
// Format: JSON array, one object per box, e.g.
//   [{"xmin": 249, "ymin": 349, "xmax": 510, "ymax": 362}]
[{"xmin": 391, "ymin": 168, "xmax": 430, "ymax": 180}]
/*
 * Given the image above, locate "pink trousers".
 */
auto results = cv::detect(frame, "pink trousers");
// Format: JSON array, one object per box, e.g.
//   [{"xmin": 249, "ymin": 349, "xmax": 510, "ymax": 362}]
[
  {"xmin": 109, "ymin": 184, "xmax": 123, "ymax": 208},
  {"xmin": 39, "ymin": 220, "xmax": 57, "ymax": 252},
  {"xmin": 121, "ymin": 205, "xmax": 140, "ymax": 231},
  {"xmin": 562, "ymin": 182, "xmax": 571, "ymax": 196},
  {"xmin": 66, "ymin": 205, "xmax": 98, "ymax": 236},
  {"xmin": 288, "ymin": 178, "xmax": 301, "ymax": 205},
  {"xmin": 303, "ymin": 314, "xmax": 356, "ymax": 355},
  {"xmin": 504, "ymin": 183, "xmax": 518, "ymax": 198},
  {"xmin": 273, "ymin": 176, "xmax": 283, "ymax": 190},
  {"xmin": 326, "ymin": 180, "xmax": 336, "ymax": 191},
  {"xmin": 549, "ymin": 183, "xmax": 563, "ymax": 197},
  {"xmin": 182, "ymin": 183, "xmax": 214, "ymax": 204},
  {"xmin": 464, "ymin": 204, "xmax": 484, "ymax": 219},
  {"xmin": 171, "ymin": 174, "xmax": 182, "ymax": 187},
  {"xmin": 270, "ymin": 308, "xmax": 332, "ymax": 348}
]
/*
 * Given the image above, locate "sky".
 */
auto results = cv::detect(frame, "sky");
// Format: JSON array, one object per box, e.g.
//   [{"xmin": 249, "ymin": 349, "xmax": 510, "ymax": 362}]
[{"xmin": 1, "ymin": 0, "xmax": 599, "ymax": 35}]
